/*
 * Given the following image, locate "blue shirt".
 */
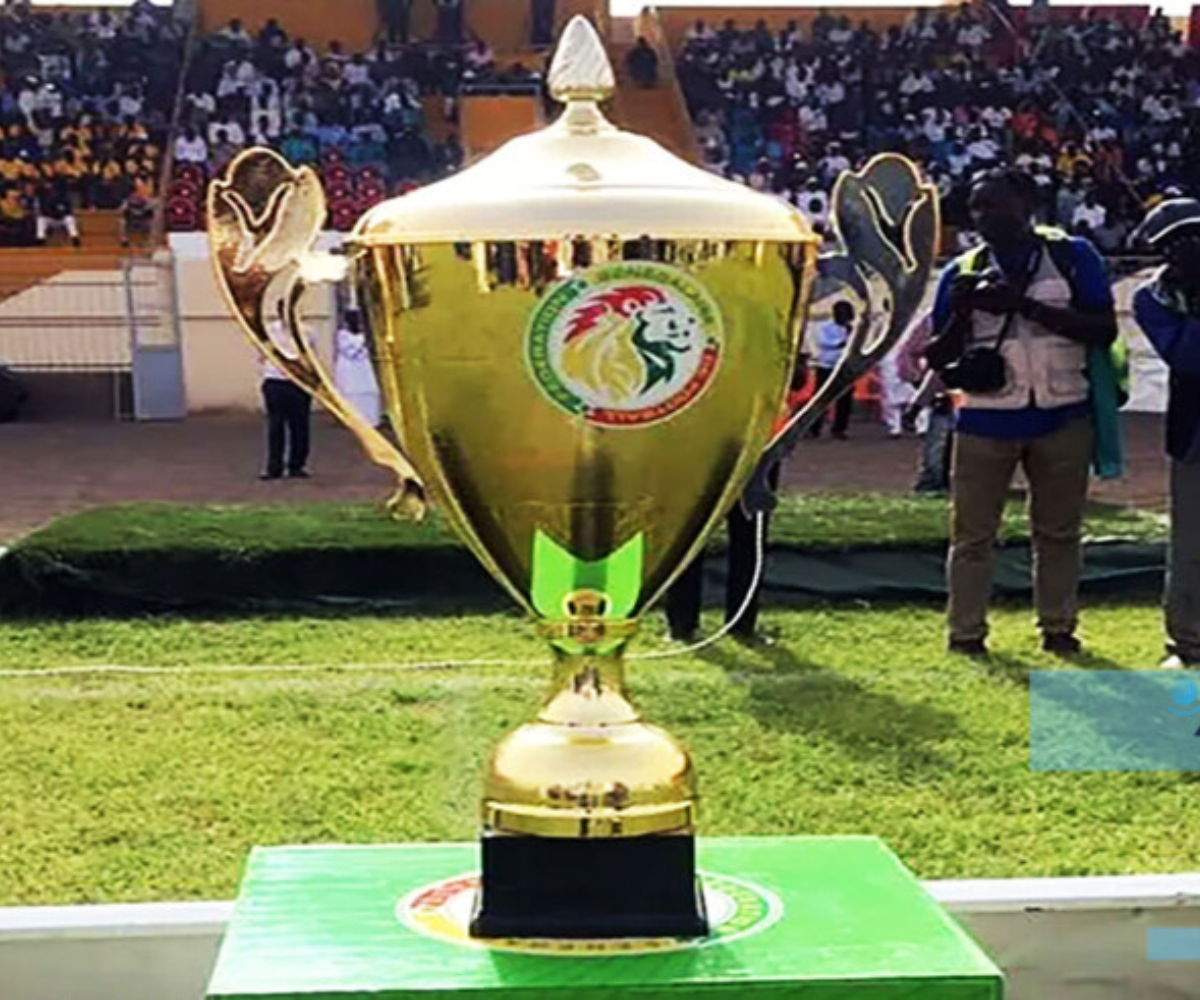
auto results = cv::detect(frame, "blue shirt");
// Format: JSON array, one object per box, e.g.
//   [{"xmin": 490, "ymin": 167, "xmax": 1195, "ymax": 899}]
[
  {"xmin": 1133, "ymin": 281, "xmax": 1200, "ymax": 462},
  {"xmin": 815, "ymin": 319, "xmax": 850, "ymax": 369},
  {"xmin": 932, "ymin": 235, "xmax": 1113, "ymax": 439}
]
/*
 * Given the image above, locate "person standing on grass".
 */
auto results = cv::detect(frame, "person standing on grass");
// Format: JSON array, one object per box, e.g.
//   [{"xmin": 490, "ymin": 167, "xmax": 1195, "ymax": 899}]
[
  {"xmin": 1132, "ymin": 198, "xmax": 1200, "ymax": 670},
  {"xmin": 334, "ymin": 309, "xmax": 382, "ymax": 428},
  {"xmin": 260, "ymin": 310, "xmax": 313, "ymax": 481},
  {"xmin": 808, "ymin": 300, "xmax": 855, "ymax": 440},
  {"xmin": 665, "ymin": 355, "xmax": 808, "ymax": 646},
  {"xmin": 924, "ymin": 169, "xmax": 1120, "ymax": 659},
  {"xmin": 900, "ymin": 313, "xmax": 954, "ymax": 494},
  {"xmin": 878, "ymin": 342, "xmax": 914, "ymax": 439}
]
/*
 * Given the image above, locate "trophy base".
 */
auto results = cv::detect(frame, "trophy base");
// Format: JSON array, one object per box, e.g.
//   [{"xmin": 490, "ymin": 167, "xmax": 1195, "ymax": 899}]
[{"xmin": 468, "ymin": 831, "xmax": 709, "ymax": 939}]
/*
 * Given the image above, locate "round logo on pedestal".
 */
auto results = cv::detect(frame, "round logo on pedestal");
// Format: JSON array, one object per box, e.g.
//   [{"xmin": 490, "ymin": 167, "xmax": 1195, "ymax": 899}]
[
  {"xmin": 526, "ymin": 262, "xmax": 723, "ymax": 428},
  {"xmin": 396, "ymin": 871, "xmax": 781, "ymax": 957}
]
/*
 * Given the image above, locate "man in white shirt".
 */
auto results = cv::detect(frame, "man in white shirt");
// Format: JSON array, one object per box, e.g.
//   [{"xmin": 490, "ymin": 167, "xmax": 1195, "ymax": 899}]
[
  {"xmin": 260, "ymin": 314, "xmax": 314, "ymax": 480},
  {"xmin": 798, "ymin": 180, "xmax": 830, "ymax": 231},
  {"xmin": 219, "ymin": 19, "xmax": 252, "ymax": 47},
  {"xmin": 808, "ymin": 300, "xmax": 856, "ymax": 439},
  {"xmin": 207, "ymin": 116, "xmax": 245, "ymax": 148},
  {"xmin": 819, "ymin": 144, "xmax": 850, "ymax": 185},
  {"xmin": 966, "ymin": 133, "xmax": 999, "ymax": 166},
  {"xmin": 1072, "ymin": 193, "xmax": 1107, "ymax": 233},
  {"xmin": 173, "ymin": 127, "xmax": 209, "ymax": 166},
  {"xmin": 334, "ymin": 310, "xmax": 381, "ymax": 428}
]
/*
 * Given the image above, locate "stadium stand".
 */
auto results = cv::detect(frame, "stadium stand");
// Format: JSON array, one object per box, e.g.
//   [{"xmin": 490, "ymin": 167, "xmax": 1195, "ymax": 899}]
[
  {"xmin": 671, "ymin": 5, "xmax": 1199, "ymax": 251},
  {"xmin": 163, "ymin": 10, "xmax": 544, "ymax": 229},
  {"xmin": 0, "ymin": 0, "xmax": 184, "ymax": 249},
  {"xmin": 2, "ymin": 0, "xmax": 1197, "ymax": 251}
]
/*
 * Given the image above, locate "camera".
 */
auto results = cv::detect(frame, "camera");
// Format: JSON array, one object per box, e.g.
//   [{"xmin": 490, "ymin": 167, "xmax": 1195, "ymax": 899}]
[
  {"xmin": 939, "ymin": 267, "xmax": 1012, "ymax": 394},
  {"xmin": 941, "ymin": 347, "xmax": 1008, "ymax": 394}
]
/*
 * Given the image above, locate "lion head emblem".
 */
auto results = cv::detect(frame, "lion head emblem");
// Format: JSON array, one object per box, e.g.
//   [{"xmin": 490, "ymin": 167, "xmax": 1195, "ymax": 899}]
[
  {"xmin": 557, "ymin": 285, "xmax": 702, "ymax": 407},
  {"xmin": 528, "ymin": 263, "xmax": 723, "ymax": 428}
]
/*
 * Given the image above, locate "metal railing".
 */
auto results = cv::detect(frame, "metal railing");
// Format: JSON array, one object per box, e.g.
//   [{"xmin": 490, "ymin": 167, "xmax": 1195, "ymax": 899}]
[
  {"xmin": 0, "ymin": 260, "xmax": 170, "ymax": 373},
  {"xmin": 151, "ymin": 11, "xmax": 202, "ymax": 247},
  {"xmin": 637, "ymin": 6, "xmax": 702, "ymax": 164}
]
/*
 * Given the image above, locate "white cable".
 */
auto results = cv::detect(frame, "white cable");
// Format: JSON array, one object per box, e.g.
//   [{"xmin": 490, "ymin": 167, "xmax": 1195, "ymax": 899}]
[
  {"xmin": 0, "ymin": 656, "xmax": 543, "ymax": 680},
  {"xmin": 0, "ymin": 517, "xmax": 767, "ymax": 679},
  {"xmin": 630, "ymin": 510, "xmax": 766, "ymax": 661}
]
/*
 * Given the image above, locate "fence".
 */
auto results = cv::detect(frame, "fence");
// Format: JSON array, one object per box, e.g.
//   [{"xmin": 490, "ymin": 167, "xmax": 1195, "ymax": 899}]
[{"xmin": 0, "ymin": 254, "xmax": 181, "ymax": 421}]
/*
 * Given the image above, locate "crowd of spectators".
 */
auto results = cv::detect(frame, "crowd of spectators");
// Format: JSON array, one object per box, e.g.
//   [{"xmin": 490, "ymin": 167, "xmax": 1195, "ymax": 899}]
[
  {"xmin": 165, "ymin": 11, "xmax": 546, "ymax": 231},
  {"xmin": 677, "ymin": 5, "xmax": 1200, "ymax": 253},
  {"xmin": 0, "ymin": 0, "xmax": 183, "ymax": 247}
]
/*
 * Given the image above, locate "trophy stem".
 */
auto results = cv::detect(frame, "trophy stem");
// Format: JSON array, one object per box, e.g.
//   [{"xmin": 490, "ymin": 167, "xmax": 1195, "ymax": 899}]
[
  {"xmin": 539, "ymin": 642, "xmax": 639, "ymax": 726},
  {"xmin": 471, "ymin": 618, "xmax": 709, "ymax": 938}
]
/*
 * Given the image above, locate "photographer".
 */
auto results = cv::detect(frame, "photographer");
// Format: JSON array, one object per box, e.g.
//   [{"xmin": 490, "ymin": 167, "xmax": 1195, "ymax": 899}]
[
  {"xmin": 926, "ymin": 169, "xmax": 1117, "ymax": 658},
  {"xmin": 1132, "ymin": 199, "xmax": 1200, "ymax": 669}
]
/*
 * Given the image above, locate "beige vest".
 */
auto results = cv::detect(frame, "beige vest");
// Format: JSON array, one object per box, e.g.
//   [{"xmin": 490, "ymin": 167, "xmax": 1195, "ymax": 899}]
[{"xmin": 961, "ymin": 246, "xmax": 1089, "ymax": 410}]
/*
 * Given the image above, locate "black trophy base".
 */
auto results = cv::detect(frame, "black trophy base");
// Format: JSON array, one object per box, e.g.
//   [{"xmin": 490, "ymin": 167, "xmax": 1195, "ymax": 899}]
[{"xmin": 469, "ymin": 831, "xmax": 709, "ymax": 939}]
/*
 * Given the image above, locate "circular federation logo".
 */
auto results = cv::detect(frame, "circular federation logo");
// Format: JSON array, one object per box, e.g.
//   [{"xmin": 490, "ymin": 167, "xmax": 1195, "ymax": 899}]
[
  {"xmin": 526, "ymin": 262, "xmax": 723, "ymax": 428},
  {"xmin": 396, "ymin": 870, "xmax": 781, "ymax": 957}
]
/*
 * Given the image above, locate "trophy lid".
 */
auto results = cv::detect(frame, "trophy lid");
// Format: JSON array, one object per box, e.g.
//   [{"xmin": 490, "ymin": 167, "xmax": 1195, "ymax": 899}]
[{"xmin": 351, "ymin": 17, "xmax": 814, "ymax": 245}]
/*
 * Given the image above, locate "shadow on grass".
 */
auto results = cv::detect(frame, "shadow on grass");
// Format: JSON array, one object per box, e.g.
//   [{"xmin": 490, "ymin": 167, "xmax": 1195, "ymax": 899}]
[
  {"xmin": 978, "ymin": 648, "xmax": 1131, "ymax": 689},
  {"xmin": 697, "ymin": 640, "xmax": 958, "ymax": 777}
]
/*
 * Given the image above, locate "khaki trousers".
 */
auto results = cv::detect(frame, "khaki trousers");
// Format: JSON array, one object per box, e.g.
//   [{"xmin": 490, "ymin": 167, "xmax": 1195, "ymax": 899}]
[{"xmin": 948, "ymin": 415, "xmax": 1094, "ymax": 643}]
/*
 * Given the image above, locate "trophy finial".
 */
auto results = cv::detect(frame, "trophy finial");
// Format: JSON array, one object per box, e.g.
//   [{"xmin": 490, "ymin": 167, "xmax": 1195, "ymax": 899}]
[{"xmin": 548, "ymin": 15, "xmax": 615, "ymax": 104}]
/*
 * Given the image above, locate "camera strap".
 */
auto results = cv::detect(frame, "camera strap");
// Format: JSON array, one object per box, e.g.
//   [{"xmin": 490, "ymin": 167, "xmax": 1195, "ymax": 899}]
[{"xmin": 972, "ymin": 241, "xmax": 1044, "ymax": 353}]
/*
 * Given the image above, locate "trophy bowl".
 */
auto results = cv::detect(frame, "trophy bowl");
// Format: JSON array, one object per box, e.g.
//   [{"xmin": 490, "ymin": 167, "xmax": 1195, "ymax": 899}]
[{"xmin": 207, "ymin": 16, "xmax": 935, "ymax": 941}]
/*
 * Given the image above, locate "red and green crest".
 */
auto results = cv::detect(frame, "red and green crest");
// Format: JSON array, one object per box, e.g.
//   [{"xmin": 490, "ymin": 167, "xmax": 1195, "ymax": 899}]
[{"xmin": 526, "ymin": 262, "xmax": 723, "ymax": 428}]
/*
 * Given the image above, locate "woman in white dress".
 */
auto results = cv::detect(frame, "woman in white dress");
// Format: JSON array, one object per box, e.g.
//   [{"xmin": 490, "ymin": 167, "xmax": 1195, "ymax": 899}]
[{"xmin": 333, "ymin": 310, "xmax": 382, "ymax": 428}]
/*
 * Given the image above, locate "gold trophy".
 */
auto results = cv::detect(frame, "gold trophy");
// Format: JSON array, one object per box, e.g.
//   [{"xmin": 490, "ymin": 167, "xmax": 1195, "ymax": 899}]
[{"xmin": 208, "ymin": 17, "xmax": 937, "ymax": 939}]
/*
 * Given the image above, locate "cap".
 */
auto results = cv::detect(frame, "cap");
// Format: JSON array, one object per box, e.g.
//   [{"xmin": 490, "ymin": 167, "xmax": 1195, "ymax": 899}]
[{"xmin": 1132, "ymin": 197, "xmax": 1200, "ymax": 247}]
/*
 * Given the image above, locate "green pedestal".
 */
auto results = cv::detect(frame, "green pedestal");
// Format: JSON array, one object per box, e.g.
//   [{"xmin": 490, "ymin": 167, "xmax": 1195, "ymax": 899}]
[{"xmin": 206, "ymin": 837, "xmax": 1003, "ymax": 998}]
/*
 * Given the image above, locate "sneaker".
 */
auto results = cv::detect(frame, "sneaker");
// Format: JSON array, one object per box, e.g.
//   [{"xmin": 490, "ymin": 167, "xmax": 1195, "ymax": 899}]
[
  {"xmin": 948, "ymin": 637, "xmax": 988, "ymax": 657},
  {"xmin": 287, "ymin": 468, "xmax": 311, "ymax": 479},
  {"xmin": 1042, "ymin": 633, "xmax": 1082, "ymax": 657},
  {"xmin": 1161, "ymin": 653, "xmax": 1200, "ymax": 670},
  {"xmin": 259, "ymin": 471, "xmax": 282, "ymax": 481},
  {"xmin": 732, "ymin": 631, "xmax": 776, "ymax": 649}
]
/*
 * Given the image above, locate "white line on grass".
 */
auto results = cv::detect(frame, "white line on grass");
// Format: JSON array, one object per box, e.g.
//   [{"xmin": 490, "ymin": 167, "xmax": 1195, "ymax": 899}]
[{"xmin": 0, "ymin": 657, "xmax": 549, "ymax": 678}]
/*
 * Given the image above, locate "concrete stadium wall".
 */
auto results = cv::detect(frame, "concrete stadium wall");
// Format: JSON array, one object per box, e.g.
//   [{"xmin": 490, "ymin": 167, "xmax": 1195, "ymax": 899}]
[
  {"xmin": 168, "ymin": 233, "xmax": 336, "ymax": 414},
  {"xmin": 3, "ymin": 873, "xmax": 1200, "ymax": 999},
  {"xmin": 0, "ymin": 234, "xmax": 1170, "ymax": 418},
  {"xmin": 0, "ymin": 272, "xmax": 132, "ymax": 371},
  {"xmin": 0, "ymin": 238, "xmax": 1169, "ymax": 417}
]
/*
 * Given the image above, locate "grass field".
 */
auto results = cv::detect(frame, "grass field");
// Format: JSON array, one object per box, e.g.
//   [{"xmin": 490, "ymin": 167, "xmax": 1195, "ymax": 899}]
[
  {"xmin": 10, "ymin": 493, "xmax": 1166, "ymax": 556},
  {"xmin": 0, "ymin": 600, "xmax": 1190, "ymax": 907}
]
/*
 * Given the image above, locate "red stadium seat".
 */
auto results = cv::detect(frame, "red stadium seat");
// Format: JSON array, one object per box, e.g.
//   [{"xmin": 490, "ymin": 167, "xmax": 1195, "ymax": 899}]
[
  {"xmin": 166, "ymin": 194, "xmax": 200, "ymax": 231},
  {"xmin": 328, "ymin": 197, "xmax": 359, "ymax": 231},
  {"xmin": 173, "ymin": 163, "xmax": 205, "ymax": 188}
]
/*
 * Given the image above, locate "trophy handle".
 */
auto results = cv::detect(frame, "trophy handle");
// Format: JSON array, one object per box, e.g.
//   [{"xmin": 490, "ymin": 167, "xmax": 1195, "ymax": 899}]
[
  {"xmin": 206, "ymin": 147, "xmax": 427, "ymax": 519},
  {"xmin": 762, "ymin": 154, "xmax": 940, "ymax": 467}
]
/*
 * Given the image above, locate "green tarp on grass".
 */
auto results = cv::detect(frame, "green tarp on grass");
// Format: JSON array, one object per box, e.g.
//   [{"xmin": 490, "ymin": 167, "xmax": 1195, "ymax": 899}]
[{"xmin": 0, "ymin": 500, "xmax": 1165, "ymax": 617}]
